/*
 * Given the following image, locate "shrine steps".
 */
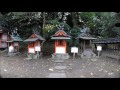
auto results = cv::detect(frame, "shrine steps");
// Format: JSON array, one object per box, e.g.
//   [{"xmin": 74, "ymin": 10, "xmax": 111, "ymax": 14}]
[
  {"xmin": 81, "ymin": 52, "xmax": 96, "ymax": 59},
  {"xmin": 80, "ymin": 48, "xmax": 96, "ymax": 59},
  {"xmin": 52, "ymin": 53, "xmax": 70, "ymax": 60}
]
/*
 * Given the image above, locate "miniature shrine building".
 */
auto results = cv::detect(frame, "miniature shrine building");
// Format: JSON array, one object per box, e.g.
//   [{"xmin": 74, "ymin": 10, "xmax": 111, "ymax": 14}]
[
  {"xmin": 24, "ymin": 33, "xmax": 45, "ymax": 59},
  {"xmin": 77, "ymin": 30, "xmax": 97, "ymax": 58},
  {"xmin": 7, "ymin": 31, "xmax": 23, "ymax": 52},
  {"xmin": 0, "ymin": 27, "xmax": 10, "ymax": 49},
  {"xmin": 51, "ymin": 28, "xmax": 71, "ymax": 59}
]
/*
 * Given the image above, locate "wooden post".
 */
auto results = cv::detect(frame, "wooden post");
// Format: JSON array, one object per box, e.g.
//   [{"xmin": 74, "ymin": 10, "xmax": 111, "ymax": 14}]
[
  {"xmin": 54, "ymin": 41, "xmax": 56, "ymax": 53},
  {"xmin": 18, "ymin": 43, "xmax": 19, "ymax": 52},
  {"xmin": 8, "ymin": 42, "xmax": 9, "ymax": 52},
  {"xmin": 73, "ymin": 53, "xmax": 75, "ymax": 60},
  {"xmin": 31, "ymin": 53, "xmax": 33, "ymax": 60},
  {"xmin": 81, "ymin": 40, "xmax": 82, "ymax": 53},
  {"xmin": 98, "ymin": 51, "xmax": 100, "ymax": 58},
  {"xmin": 37, "ymin": 51, "xmax": 39, "ymax": 59},
  {"xmin": 65, "ymin": 40, "xmax": 67, "ymax": 53}
]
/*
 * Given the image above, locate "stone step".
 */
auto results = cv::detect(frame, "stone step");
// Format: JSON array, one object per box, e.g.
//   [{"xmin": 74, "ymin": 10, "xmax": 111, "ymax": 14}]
[
  {"xmin": 54, "ymin": 60, "xmax": 65, "ymax": 63},
  {"xmin": 48, "ymin": 73, "xmax": 66, "ymax": 78},
  {"xmin": 52, "ymin": 53, "xmax": 70, "ymax": 60},
  {"xmin": 54, "ymin": 66, "xmax": 67, "ymax": 70}
]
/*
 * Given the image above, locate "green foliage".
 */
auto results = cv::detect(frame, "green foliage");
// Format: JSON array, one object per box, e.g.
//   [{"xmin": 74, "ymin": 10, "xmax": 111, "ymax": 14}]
[
  {"xmin": 0, "ymin": 12, "xmax": 120, "ymax": 46},
  {"xmin": 42, "ymin": 42, "xmax": 54, "ymax": 56},
  {"xmin": 44, "ymin": 20, "xmax": 71, "ymax": 41},
  {"xmin": 19, "ymin": 42, "xmax": 27, "ymax": 53},
  {"xmin": 0, "ymin": 13, "xmax": 9, "ymax": 27},
  {"xmin": 101, "ymin": 27, "xmax": 120, "ymax": 38},
  {"xmin": 68, "ymin": 26, "xmax": 80, "ymax": 47},
  {"xmin": 80, "ymin": 12, "xmax": 95, "ymax": 28},
  {"xmin": 80, "ymin": 12, "xmax": 118, "ymax": 38}
]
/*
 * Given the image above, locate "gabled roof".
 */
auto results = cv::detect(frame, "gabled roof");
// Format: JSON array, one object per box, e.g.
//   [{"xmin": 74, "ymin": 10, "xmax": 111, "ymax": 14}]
[
  {"xmin": 55, "ymin": 30, "xmax": 67, "ymax": 36},
  {"xmin": 7, "ymin": 35, "xmax": 23, "ymax": 42},
  {"xmin": 35, "ymin": 34, "xmax": 45, "ymax": 41},
  {"xmin": 24, "ymin": 38, "xmax": 38, "ymax": 42},
  {"xmin": 24, "ymin": 34, "xmax": 45, "ymax": 42},
  {"xmin": 77, "ymin": 33, "xmax": 97, "ymax": 40},
  {"xmin": 51, "ymin": 30, "xmax": 71, "ymax": 40}
]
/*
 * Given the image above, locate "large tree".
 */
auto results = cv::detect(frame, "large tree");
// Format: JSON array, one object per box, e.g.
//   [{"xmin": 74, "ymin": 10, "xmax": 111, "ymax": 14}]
[{"xmin": 0, "ymin": 12, "xmax": 119, "ymax": 39}]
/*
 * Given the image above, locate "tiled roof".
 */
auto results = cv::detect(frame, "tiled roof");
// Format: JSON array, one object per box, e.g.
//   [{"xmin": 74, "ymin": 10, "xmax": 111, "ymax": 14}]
[
  {"xmin": 24, "ymin": 38, "xmax": 38, "ymax": 42},
  {"xmin": 7, "ymin": 35, "xmax": 23, "ymax": 42},
  {"xmin": 35, "ymin": 34, "xmax": 45, "ymax": 41},
  {"xmin": 24, "ymin": 34, "xmax": 45, "ymax": 42},
  {"xmin": 51, "ymin": 30, "xmax": 71, "ymax": 40},
  {"xmin": 93, "ymin": 38, "xmax": 120, "ymax": 44},
  {"xmin": 77, "ymin": 33, "xmax": 97, "ymax": 40}
]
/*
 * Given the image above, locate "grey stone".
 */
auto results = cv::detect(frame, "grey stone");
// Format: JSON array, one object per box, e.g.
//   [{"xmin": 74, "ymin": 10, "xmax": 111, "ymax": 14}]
[
  {"xmin": 54, "ymin": 60, "xmax": 64, "ymax": 63},
  {"xmin": 27, "ymin": 53, "xmax": 42, "ymax": 59},
  {"xmin": 54, "ymin": 66, "xmax": 67, "ymax": 70},
  {"xmin": 48, "ymin": 73, "xmax": 66, "ymax": 78},
  {"xmin": 25, "ymin": 58, "xmax": 32, "ymax": 60},
  {"xmin": 52, "ymin": 53, "xmax": 70, "ymax": 60}
]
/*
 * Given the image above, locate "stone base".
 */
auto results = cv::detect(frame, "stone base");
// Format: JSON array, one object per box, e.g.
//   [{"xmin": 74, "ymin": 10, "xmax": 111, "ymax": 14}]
[
  {"xmin": 27, "ymin": 52, "xmax": 42, "ymax": 59},
  {"xmin": 8, "ymin": 52, "xmax": 20, "ymax": 56},
  {"xmin": 52, "ymin": 53, "xmax": 70, "ymax": 60},
  {"xmin": 81, "ymin": 52, "xmax": 96, "ymax": 59}
]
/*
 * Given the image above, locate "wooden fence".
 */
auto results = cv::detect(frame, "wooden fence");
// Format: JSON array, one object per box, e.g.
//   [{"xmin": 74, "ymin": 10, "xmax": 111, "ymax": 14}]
[{"xmin": 93, "ymin": 38, "xmax": 120, "ymax": 60}]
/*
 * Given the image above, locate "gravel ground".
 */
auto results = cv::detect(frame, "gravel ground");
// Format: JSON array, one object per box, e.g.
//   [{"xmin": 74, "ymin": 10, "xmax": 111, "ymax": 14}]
[{"xmin": 0, "ymin": 52, "xmax": 120, "ymax": 78}]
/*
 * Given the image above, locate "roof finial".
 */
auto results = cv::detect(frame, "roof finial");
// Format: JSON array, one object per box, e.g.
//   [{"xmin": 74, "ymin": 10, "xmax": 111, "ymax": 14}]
[{"xmin": 57, "ymin": 24, "xmax": 64, "ymax": 30}]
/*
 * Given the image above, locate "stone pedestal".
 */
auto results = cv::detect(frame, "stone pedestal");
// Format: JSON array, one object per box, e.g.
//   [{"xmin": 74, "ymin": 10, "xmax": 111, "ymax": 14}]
[
  {"xmin": 52, "ymin": 53, "xmax": 70, "ymax": 60},
  {"xmin": 27, "ymin": 52, "xmax": 42, "ymax": 59},
  {"xmin": 81, "ymin": 52, "xmax": 96, "ymax": 58},
  {"xmin": 8, "ymin": 52, "xmax": 20, "ymax": 56}
]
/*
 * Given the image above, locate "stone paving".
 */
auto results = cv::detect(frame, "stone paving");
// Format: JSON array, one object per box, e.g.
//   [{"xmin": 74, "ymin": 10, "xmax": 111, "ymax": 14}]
[
  {"xmin": 0, "ymin": 52, "xmax": 120, "ymax": 78},
  {"xmin": 48, "ymin": 73, "xmax": 66, "ymax": 78},
  {"xmin": 48, "ymin": 59, "xmax": 67, "ymax": 78}
]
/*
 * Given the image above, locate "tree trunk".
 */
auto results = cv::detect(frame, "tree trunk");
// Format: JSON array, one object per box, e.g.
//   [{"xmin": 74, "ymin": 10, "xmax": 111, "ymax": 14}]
[
  {"xmin": 42, "ymin": 12, "xmax": 46, "ymax": 38},
  {"xmin": 71, "ymin": 12, "xmax": 77, "ymax": 27}
]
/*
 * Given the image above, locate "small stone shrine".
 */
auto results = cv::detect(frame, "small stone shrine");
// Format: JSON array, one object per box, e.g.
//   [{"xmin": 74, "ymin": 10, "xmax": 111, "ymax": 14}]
[{"xmin": 77, "ymin": 27, "xmax": 97, "ymax": 58}]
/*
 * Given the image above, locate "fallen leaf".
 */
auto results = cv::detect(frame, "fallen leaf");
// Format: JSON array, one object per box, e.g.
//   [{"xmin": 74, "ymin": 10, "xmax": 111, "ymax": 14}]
[
  {"xmin": 4, "ymin": 69, "xmax": 7, "ymax": 72},
  {"xmin": 90, "ymin": 72, "xmax": 93, "ymax": 75},
  {"xmin": 80, "ymin": 76, "xmax": 85, "ymax": 78},
  {"xmin": 99, "ymin": 69, "xmax": 103, "ymax": 71},
  {"xmin": 108, "ymin": 73, "xmax": 113, "ymax": 75},
  {"xmin": 49, "ymin": 68, "xmax": 54, "ymax": 71}
]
